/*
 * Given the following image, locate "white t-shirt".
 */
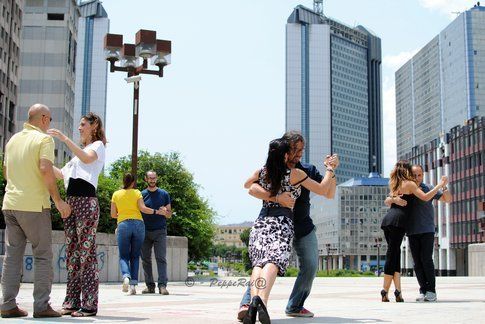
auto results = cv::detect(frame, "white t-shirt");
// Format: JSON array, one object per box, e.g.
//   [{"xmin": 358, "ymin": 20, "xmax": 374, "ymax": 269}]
[{"xmin": 61, "ymin": 140, "xmax": 106, "ymax": 189}]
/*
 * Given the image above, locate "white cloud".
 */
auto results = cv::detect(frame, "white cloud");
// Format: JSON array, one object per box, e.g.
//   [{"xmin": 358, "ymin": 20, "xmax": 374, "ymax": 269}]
[
  {"xmin": 418, "ymin": 0, "xmax": 472, "ymax": 19},
  {"xmin": 383, "ymin": 49, "xmax": 419, "ymax": 72}
]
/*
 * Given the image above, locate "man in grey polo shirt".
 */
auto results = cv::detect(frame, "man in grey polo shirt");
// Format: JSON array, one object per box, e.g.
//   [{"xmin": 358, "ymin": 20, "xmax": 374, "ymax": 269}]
[{"xmin": 408, "ymin": 165, "xmax": 451, "ymax": 302}]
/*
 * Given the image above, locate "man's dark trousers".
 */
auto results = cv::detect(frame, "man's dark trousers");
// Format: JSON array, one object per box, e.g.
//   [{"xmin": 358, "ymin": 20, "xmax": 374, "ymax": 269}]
[
  {"xmin": 408, "ymin": 233, "xmax": 435, "ymax": 294},
  {"xmin": 141, "ymin": 228, "xmax": 168, "ymax": 288}
]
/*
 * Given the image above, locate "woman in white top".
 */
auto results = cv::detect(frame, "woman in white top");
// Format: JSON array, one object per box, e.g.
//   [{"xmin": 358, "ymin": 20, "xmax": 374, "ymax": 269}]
[{"xmin": 48, "ymin": 112, "xmax": 106, "ymax": 317}]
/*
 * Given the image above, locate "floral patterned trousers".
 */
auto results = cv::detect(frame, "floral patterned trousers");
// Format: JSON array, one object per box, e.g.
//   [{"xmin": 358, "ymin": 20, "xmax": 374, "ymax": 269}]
[{"xmin": 62, "ymin": 196, "xmax": 100, "ymax": 311}]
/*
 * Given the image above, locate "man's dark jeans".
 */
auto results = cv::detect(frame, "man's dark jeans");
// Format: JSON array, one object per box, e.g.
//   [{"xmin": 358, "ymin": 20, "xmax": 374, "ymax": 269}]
[
  {"xmin": 408, "ymin": 232, "xmax": 436, "ymax": 294},
  {"xmin": 141, "ymin": 228, "xmax": 168, "ymax": 288}
]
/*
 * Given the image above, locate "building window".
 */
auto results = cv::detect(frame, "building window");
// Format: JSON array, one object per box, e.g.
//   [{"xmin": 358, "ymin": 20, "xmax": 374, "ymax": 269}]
[
  {"xmin": 26, "ymin": 0, "xmax": 43, "ymax": 7},
  {"xmin": 47, "ymin": 13, "xmax": 64, "ymax": 21}
]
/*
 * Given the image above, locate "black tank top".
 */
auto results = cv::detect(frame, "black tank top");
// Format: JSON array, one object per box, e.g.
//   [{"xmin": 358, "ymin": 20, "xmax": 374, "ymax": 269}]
[
  {"xmin": 66, "ymin": 177, "xmax": 96, "ymax": 197},
  {"xmin": 381, "ymin": 194, "xmax": 417, "ymax": 229}
]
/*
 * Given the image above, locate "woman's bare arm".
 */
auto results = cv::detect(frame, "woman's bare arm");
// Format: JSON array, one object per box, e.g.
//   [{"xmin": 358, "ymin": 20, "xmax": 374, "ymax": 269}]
[
  {"xmin": 404, "ymin": 177, "xmax": 447, "ymax": 202},
  {"xmin": 244, "ymin": 169, "xmax": 260, "ymax": 189}
]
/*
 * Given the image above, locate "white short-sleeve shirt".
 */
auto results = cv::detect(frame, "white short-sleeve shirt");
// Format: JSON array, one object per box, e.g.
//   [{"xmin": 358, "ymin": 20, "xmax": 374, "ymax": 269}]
[{"xmin": 61, "ymin": 140, "xmax": 106, "ymax": 189}]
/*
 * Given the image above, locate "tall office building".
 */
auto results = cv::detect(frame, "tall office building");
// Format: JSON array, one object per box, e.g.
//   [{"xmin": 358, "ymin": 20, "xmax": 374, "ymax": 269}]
[
  {"xmin": 403, "ymin": 116, "xmax": 484, "ymax": 276},
  {"xmin": 0, "ymin": 0, "xmax": 23, "ymax": 152},
  {"xmin": 286, "ymin": 3, "xmax": 383, "ymax": 266},
  {"xmin": 17, "ymin": 0, "xmax": 79, "ymax": 165},
  {"xmin": 396, "ymin": 4, "xmax": 485, "ymax": 159},
  {"xmin": 286, "ymin": 4, "xmax": 382, "ymax": 182},
  {"xmin": 73, "ymin": 0, "xmax": 108, "ymax": 144}
]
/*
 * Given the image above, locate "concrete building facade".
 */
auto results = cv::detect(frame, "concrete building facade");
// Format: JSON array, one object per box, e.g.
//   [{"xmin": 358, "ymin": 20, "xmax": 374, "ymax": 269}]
[
  {"xmin": 214, "ymin": 222, "xmax": 252, "ymax": 248},
  {"xmin": 17, "ymin": 0, "xmax": 79, "ymax": 165},
  {"xmin": 0, "ymin": 0, "xmax": 23, "ymax": 152},
  {"xmin": 318, "ymin": 173, "xmax": 389, "ymax": 272},
  {"xmin": 403, "ymin": 116, "xmax": 484, "ymax": 276}
]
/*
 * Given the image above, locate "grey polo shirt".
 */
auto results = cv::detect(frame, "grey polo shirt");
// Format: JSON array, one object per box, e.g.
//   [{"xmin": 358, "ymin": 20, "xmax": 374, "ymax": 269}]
[{"xmin": 406, "ymin": 183, "xmax": 443, "ymax": 236}]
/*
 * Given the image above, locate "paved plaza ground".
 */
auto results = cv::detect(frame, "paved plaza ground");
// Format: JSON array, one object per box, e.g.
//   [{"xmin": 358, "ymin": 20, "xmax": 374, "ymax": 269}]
[{"xmin": 1, "ymin": 276, "xmax": 484, "ymax": 323}]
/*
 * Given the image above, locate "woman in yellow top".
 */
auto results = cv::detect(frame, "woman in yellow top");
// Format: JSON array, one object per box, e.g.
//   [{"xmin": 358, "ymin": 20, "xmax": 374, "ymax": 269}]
[{"xmin": 111, "ymin": 173, "xmax": 164, "ymax": 295}]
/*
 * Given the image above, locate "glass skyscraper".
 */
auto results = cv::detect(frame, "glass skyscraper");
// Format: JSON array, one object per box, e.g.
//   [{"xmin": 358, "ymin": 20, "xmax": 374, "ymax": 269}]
[
  {"xmin": 286, "ymin": 5, "xmax": 383, "ymax": 262},
  {"xmin": 73, "ymin": 0, "xmax": 108, "ymax": 144},
  {"xmin": 396, "ymin": 4, "xmax": 485, "ymax": 159},
  {"xmin": 286, "ymin": 5, "xmax": 382, "ymax": 183}
]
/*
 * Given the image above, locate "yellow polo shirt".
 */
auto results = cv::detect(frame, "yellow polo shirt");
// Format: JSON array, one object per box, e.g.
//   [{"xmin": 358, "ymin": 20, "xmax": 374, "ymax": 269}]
[
  {"xmin": 2, "ymin": 123, "xmax": 55, "ymax": 212},
  {"xmin": 111, "ymin": 189, "xmax": 143, "ymax": 223}
]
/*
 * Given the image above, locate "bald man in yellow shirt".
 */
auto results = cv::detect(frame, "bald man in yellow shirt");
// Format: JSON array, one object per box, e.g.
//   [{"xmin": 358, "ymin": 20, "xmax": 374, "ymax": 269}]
[{"xmin": 1, "ymin": 104, "xmax": 70, "ymax": 319}]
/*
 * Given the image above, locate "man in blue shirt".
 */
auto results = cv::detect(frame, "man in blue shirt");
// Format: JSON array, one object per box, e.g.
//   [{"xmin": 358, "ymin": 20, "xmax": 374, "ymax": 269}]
[
  {"xmin": 387, "ymin": 165, "xmax": 451, "ymax": 302},
  {"xmin": 237, "ymin": 131, "xmax": 338, "ymax": 320},
  {"xmin": 140, "ymin": 170, "xmax": 172, "ymax": 295}
]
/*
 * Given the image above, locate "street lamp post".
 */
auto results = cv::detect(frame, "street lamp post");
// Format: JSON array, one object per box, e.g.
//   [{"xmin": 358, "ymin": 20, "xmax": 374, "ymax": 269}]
[
  {"xmin": 375, "ymin": 237, "xmax": 382, "ymax": 276},
  {"xmin": 325, "ymin": 243, "xmax": 337, "ymax": 275},
  {"xmin": 104, "ymin": 30, "xmax": 171, "ymax": 182}
]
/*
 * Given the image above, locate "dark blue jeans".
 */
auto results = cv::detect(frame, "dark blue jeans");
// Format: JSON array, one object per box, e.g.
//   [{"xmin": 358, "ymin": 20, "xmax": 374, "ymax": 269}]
[
  {"xmin": 117, "ymin": 219, "xmax": 145, "ymax": 285},
  {"xmin": 240, "ymin": 217, "xmax": 318, "ymax": 314},
  {"xmin": 285, "ymin": 227, "xmax": 318, "ymax": 313}
]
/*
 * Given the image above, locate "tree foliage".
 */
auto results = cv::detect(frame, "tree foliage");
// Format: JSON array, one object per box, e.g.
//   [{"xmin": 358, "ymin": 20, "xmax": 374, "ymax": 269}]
[
  {"xmin": 239, "ymin": 228, "xmax": 252, "ymax": 271},
  {"xmin": 109, "ymin": 150, "xmax": 217, "ymax": 261},
  {"xmin": 240, "ymin": 228, "xmax": 250, "ymax": 247},
  {"xmin": 210, "ymin": 243, "xmax": 243, "ymax": 259}
]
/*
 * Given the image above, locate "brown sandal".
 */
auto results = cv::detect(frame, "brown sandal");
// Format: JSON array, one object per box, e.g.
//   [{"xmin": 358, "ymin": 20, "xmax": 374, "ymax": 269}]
[
  {"xmin": 71, "ymin": 309, "xmax": 97, "ymax": 317},
  {"xmin": 59, "ymin": 308, "xmax": 77, "ymax": 316}
]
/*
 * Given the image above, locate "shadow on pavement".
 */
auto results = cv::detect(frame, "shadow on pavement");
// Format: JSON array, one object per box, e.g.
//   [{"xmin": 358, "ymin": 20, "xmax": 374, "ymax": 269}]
[
  {"xmin": 272, "ymin": 317, "xmax": 388, "ymax": 323},
  {"xmin": 22, "ymin": 315, "xmax": 148, "ymax": 322},
  {"xmin": 130, "ymin": 293, "xmax": 191, "ymax": 297},
  {"xmin": 433, "ymin": 300, "xmax": 485, "ymax": 303}
]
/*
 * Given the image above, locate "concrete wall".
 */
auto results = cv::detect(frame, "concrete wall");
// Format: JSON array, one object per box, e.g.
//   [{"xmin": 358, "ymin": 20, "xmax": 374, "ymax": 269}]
[
  {"xmin": 0, "ymin": 230, "xmax": 188, "ymax": 283},
  {"xmin": 468, "ymin": 243, "xmax": 485, "ymax": 276}
]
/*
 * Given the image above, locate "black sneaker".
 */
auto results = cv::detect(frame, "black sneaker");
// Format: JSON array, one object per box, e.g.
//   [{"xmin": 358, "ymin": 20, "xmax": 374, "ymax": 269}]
[{"xmin": 142, "ymin": 287, "xmax": 155, "ymax": 294}]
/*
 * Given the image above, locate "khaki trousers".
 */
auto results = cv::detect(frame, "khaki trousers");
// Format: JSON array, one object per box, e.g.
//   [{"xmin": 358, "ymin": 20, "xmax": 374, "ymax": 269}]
[{"xmin": 1, "ymin": 209, "xmax": 53, "ymax": 312}]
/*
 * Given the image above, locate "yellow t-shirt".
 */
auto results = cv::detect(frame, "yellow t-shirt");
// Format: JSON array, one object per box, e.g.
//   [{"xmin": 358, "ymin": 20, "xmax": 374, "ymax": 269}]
[
  {"xmin": 2, "ymin": 123, "xmax": 55, "ymax": 212},
  {"xmin": 111, "ymin": 189, "xmax": 143, "ymax": 223}
]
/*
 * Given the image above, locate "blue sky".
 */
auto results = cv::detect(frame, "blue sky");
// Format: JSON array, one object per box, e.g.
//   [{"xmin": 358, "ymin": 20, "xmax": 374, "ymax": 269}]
[{"xmin": 100, "ymin": 0, "xmax": 470, "ymax": 225}]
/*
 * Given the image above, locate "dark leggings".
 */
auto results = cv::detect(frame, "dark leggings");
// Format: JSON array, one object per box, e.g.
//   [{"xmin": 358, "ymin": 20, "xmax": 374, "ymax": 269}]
[{"xmin": 382, "ymin": 225, "xmax": 405, "ymax": 276}]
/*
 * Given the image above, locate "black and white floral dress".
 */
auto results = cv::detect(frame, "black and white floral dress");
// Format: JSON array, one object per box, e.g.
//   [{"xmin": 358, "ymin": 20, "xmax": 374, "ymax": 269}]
[{"xmin": 248, "ymin": 167, "xmax": 303, "ymax": 276}]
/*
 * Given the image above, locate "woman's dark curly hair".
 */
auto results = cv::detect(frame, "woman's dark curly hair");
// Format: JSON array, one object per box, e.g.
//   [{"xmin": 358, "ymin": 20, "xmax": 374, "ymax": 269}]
[{"xmin": 265, "ymin": 138, "xmax": 290, "ymax": 196}]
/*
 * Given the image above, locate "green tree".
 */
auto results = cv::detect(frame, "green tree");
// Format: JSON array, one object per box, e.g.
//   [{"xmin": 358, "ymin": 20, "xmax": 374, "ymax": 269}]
[
  {"xmin": 109, "ymin": 151, "xmax": 216, "ymax": 261},
  {"xmin": 240, "ymin": 228, "xmax": 250, "ymax": 247},
  {"xmin": 240, "ymin": 228, "xmax": 252, "ymax": 271}
]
